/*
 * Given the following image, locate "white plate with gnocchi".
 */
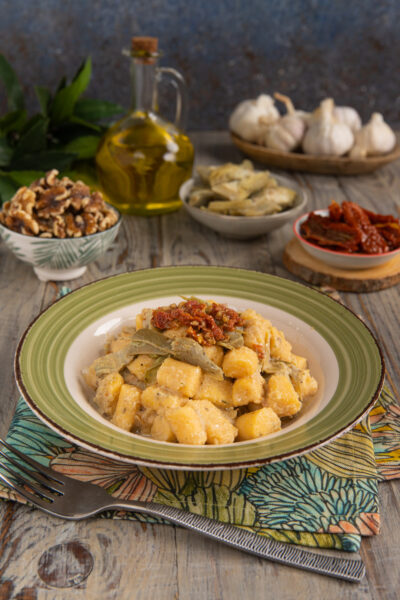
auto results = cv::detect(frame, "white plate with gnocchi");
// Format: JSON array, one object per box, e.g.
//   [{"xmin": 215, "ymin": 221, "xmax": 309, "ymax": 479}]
[{"xmin": 15, "ymin": 266, "xmax": 384, "ymax": 470}]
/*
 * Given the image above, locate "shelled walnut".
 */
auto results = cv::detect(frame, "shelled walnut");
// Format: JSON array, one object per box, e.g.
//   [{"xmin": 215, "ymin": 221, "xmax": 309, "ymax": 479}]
[{"xmin": 0, "ymin": 170, "xmax": 118, "ymax": 238}]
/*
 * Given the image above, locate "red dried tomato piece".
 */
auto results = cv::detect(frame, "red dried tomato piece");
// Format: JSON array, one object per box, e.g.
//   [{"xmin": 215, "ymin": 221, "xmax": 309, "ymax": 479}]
[
  {"xmin": 301, "ymin": 213, "xmax": 361, "ymax": 251},
  {"xmin": 328, "ymin": 201, "xmax": 343, "ymax": 221},
  {"xmin": 363, "ymin": 209, "xmax": 399, "ymax": 225},
  {"xmin": 341, "ymin": 202, "xmax": 389, "ymax": 253},
  {"xmin": 378, "ymin": 223, "xmax": 400, "ymax": 250}
]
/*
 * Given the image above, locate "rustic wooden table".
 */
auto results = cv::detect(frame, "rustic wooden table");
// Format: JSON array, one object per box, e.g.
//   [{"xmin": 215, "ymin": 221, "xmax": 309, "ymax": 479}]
[{"xmin": 0, "ymin": 132, "xmax": 399, "ymax": 600}]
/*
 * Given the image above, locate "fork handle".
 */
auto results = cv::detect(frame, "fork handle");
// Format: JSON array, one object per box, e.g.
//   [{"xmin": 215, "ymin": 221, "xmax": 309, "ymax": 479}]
[{"xmin": 109, "ymin": 500, "xmax": 365, "ymax": 582}]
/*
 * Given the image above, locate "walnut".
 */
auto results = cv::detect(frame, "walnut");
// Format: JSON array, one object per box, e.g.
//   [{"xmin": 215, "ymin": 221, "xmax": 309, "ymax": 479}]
[
  {"xmin": 36, "ymin": 217, "xmax": 54, "ymax": 234},
  {"xmin": 5, "ymin": 209, "xmax": 39, "ymax": 235},
  {"xmin": 59, "ymin": 176, "xmax": 74, "ymax": 189},
  {"xmin": 82, "ymin": 213, "xmax": 98, "ymax": 235},
  {"xmin": 9, "ymin": 187, "xmax": 36, "ymax": 215},
  {"xmin": 0, "ymin": 169, "xmax": 118, "ymax": 239},
  {"xmin": 98, "ymin": 208, "xmax": 118, "ymax": 231},
  {"xmin": 52, "ymin": 215, "xmax": 67, "ymax": 239},
  {"xmin": 65, "ymin": 213, "xmax": 84, "ymax": 238},
  {"xmin": 44, "ymin": 169, "xmax": 60, "ymax": 187},
  {"xmin": 82, "ymin": 190, "xmax": 105, "ymax": 214},
  {"xmin": 69, "ymin": 182, "xmax": 92, "ymax": 211},
  {"xmin": 35, "ymin": 187, "xmax": 72, "ymax": 218}
]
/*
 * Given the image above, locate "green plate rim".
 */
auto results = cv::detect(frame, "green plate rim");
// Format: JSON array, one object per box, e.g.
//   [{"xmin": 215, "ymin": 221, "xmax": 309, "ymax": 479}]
[{"xmin": 15, "ymin": 266, "xmax": 385, "ymax": 470}]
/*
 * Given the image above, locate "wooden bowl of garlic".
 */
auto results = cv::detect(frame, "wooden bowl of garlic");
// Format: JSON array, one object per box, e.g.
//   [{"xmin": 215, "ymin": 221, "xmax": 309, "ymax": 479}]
[{"xmin": 229, "ymin": 94, "xmax": 400, "ymax": 175}]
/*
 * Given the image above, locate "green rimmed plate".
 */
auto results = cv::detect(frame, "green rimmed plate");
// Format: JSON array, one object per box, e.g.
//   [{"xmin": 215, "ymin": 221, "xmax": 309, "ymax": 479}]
[{"xmin": 15, "ymin": 267, "xmax": 384, "ymax": 470}]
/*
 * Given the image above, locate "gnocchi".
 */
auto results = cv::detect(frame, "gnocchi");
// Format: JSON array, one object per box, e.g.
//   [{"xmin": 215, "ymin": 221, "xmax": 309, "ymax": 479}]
[{"xmin": 84, "ymin": 298, "xmax": 318, "ymax": 445}]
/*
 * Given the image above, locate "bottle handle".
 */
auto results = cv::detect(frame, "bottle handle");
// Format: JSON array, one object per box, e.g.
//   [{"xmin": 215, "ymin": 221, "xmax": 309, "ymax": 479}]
[{"xmin": 156, "ymin": 67, "xmax": 188, "ymax": 130}]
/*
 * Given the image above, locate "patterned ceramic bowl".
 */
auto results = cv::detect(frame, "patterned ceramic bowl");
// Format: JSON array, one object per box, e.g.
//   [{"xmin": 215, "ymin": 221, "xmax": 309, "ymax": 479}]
[{"xmin": 0, "ymin": 204, "xmax": 121, "ymax": 282}]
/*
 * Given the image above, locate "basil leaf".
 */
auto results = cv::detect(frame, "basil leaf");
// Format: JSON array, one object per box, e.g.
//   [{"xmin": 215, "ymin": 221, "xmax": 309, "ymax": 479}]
[
  {"xmin": 7, "ymin": 170, "xmax": 44, "ymax": 186},
  {"xmin": 0, "ymin": 174, "xmax": 19, "ymax": 204},
  {"xmin": 56, "ymin": 76, "xmax": 67, "ymax": 93},
  {"xmin": 0, "ymin": 109, "xmax": 27, "ymax": 135},
  {"xmin": 14, "ymin": 115, "xmax": 48, "ymax": 156},
  {"xmin": 0, "ymin": 138, "xmax": 13, "ymax": 167},
  {"xmin": 75, "ymin": 98, "xmax": 124, "ymax": 122},
  {"xmin": 0, "ymin": 54, "xmax": 24, "ymax": 111},
  {"xmin": 68, "ymin": 115, "xmax": 101, "ymax": 132},
  {"xmin": 35, "ymin": 86, "xmax": 52, "ymax": 116},
  {"xmin": 10, "ymin": 150, "xmax": 76, "ymax": 171},
  {"xmin": 63, "ymin": 135, "xmax": 101, "ymax": 159},
  {"xmin": 50, "ymin": 57, "xmax": 92, "ymax": 124}
]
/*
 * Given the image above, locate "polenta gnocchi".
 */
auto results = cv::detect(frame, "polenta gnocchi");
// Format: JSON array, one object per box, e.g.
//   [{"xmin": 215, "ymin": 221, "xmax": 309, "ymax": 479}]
[{"xmin": 83, "ymin": 298, "xmax": 318, "ymax": 445}]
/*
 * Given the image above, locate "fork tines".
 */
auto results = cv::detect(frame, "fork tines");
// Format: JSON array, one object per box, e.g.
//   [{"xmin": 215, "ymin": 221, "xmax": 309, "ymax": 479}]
[{"xmin": 0, "ymin": 436, "xmax": 65, "ymax": 506}]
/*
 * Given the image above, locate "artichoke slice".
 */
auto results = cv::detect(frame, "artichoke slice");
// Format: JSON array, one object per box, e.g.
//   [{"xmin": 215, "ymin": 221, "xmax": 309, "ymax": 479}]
[{"xmin": 171, "ymin": 338, "xmax": 224, "ymax": 380}]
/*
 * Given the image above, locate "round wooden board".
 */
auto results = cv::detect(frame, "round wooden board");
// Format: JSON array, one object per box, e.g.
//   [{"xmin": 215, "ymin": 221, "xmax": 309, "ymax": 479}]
[
  {"xmin": 230, "ymin": 132, "xmax": 400, "ymax": 175},
  {"xmin": 283, "ymin": 238, "xmax": 400, "ymax": 292}
]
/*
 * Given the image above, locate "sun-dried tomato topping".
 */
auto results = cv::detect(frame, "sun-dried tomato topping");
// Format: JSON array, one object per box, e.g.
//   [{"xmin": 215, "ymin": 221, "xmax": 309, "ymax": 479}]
[
  {"xmin": 300, "ymin": 201, "xmax": 399, "ymax": 254},
  {"xmin": 151, "ymin": 299, "xmax": 243, "ymax": 345}
]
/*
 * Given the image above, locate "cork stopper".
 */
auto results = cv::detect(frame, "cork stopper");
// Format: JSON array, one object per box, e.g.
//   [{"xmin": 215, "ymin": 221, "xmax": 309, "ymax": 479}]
[{"xmin": 131, "ymin": 37, "xmax": 159, "ymax": 63}]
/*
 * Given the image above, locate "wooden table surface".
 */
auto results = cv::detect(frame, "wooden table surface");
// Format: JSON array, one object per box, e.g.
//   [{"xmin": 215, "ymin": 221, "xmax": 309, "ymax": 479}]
[{"xmin": 0, "ymin": 132, "xmax": 399, "ymax": 600}]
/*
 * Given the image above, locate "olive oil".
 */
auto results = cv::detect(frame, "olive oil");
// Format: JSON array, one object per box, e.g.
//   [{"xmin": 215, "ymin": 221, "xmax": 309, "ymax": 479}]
[
  {"xmin": 96, "ymin": 112, "xmax": 194, "ymax": 215},
  {"xmin": 96, "ymin": 37, "xmax": 194, "ymax": 216}
]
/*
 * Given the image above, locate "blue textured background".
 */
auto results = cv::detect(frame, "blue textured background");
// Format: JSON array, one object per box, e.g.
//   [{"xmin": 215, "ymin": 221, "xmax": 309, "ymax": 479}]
[{"xmin": 0, "ymin": 0, "xmax": 399, "ymax": 130}]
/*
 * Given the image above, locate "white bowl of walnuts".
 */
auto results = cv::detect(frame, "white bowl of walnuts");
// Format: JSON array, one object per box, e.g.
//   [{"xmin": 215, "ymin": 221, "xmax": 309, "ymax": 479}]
[{"xmin": 0, "ymin": 169, "xmax": 121, "ymax": 281}]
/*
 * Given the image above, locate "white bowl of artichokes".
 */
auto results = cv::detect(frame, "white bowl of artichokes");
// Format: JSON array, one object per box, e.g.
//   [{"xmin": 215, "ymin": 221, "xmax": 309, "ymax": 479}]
[{"xmin": 180, "ymin": 160, "xmax": 307, "ymax": 240}]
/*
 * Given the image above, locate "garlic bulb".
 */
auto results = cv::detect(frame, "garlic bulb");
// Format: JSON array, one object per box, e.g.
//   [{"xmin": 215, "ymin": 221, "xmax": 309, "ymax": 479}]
[
  {"xmin": 302, "ymin": 98, "xmax": 354, "ymax": 156},
  {"xmin": 350, "ymin": 113, "xmax": 396, "ymax": 158},
  {"xmin": 229, "ymin": 94, "xmax": 280, "ymax": 143},
  {"xmin": 334, "ymin": 106, "xmax": 362, "ymax": 132},
  {"xmin": 261, "ymin": 93, "xmax": 307, "ymax": 152}
]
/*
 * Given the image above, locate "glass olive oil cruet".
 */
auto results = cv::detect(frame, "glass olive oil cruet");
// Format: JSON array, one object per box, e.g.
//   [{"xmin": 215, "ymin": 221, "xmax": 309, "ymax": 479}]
[{"xmin": 96, "ymin": 37, "xmax": 194, "ymax": 215}]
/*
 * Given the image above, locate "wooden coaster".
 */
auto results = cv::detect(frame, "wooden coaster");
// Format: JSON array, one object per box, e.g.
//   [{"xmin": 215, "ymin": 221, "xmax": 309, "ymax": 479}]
[{"xmin": 283, "ymin": 238, "xmax": 400, "ymax": 293}]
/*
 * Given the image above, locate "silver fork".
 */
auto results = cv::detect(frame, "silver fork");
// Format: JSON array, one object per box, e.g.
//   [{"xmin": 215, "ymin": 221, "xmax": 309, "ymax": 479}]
[{"xmin": 0, "ymin": 437, "xmax": 365, "ymax": 583}]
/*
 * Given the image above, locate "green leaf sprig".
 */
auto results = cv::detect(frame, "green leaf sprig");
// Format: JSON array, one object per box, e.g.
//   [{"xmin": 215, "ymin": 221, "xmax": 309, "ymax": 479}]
[{"xmin": 0, "ymin": 54, "xmax": 124, "ymax": 204}]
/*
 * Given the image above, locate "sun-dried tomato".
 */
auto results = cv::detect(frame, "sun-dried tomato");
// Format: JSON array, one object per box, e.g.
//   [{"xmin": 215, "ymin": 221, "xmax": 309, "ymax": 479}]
[
  {"xmin": 300, "ymin": 213, "xmax": 361, "ymax": 251},
  {"xmin": 300, "ymin": 201, "xmax": 399, "ymax": 255},
  {"xmin": 341, "ymin": 202, "xmax": 389, "ymax": 253},
  {"xmin": 328, "ymin": 200, "xmax": 343, "ymax": 222},
  {"xmin": 363, "ymin": 209, "xmax": 398, "ymax": 224},
  {"xmin": 378, "ymin": 223, "xmax": 400, "ymax": 250},
  {"xmin": 151, "ymin": 299, "xmax": 243, "ymax": 345}
]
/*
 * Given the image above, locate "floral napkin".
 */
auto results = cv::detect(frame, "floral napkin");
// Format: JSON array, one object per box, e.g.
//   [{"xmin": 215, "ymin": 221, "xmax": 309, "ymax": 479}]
[{"xmin": 1, "ymin": 288, "xmax": 399, "ymax": 553}]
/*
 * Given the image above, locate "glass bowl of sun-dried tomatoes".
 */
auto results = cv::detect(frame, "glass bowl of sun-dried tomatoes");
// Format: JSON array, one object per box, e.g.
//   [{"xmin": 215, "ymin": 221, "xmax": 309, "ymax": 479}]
[{"xmin": 294, "ymin": 201, "xmax": 400, "ymax": 269}]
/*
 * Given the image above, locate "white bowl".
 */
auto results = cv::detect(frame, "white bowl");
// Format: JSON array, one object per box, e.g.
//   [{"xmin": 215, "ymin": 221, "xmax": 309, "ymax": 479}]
[
  {"xmin": 294, "ymin": 209, "xmax": 400, "ymax": 270},
  {"xmin": 0, "ymin": 204, "xmax": 122, "ymax": 281},
  {"xmin": 180, "ymin": 174, "xmax": 307, "ymax": 240}
]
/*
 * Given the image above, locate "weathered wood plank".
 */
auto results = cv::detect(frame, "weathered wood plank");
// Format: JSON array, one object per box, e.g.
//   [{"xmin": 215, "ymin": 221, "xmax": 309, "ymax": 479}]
[
  {"xmin": 175, "ymin": 527, "xmax": 371, "ymax": 600},
  {"xmin": 0, "ymin": 504, "xmax": 178, "ymax": 600}
]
